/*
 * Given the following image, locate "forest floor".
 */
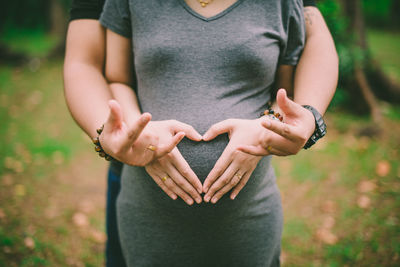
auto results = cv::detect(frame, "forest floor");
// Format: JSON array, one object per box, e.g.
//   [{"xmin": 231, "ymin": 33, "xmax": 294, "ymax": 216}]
[{"xmin": 0, "ymin": 30, "xmax": 399, "ymax": 266}]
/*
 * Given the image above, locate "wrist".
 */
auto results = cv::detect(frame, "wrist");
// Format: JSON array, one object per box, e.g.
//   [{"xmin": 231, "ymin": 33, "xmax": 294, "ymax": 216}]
[
  {"xmin": 302, "ymin": 105, "xmax": 327, "ymax": 149},
  {"xmin": 93, "ymin": 124, "xmax": 113, "ymax": 161}
]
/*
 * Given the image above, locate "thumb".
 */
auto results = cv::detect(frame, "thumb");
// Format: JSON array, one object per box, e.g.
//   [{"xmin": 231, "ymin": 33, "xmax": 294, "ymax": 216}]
[
  {"xmin": 202, "ymin": 119, "xmax": 233, "ymax": 141},
  {"xmin": 105, "ymin": 100, "xmax": 123, "ymax": 131},
  {"xmin": 172, "ymin": 122, "xmax": 202, "ymax": 141},
  {"xmin": 276, "ymin": 88, "xmax": 301, "ymax": 116}
]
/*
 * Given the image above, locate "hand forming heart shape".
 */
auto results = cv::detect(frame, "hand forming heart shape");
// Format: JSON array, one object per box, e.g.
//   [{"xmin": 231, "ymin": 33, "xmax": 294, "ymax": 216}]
[{"xmin": 102, "ymin": 89, "xmax": 317, "ymax": 205}]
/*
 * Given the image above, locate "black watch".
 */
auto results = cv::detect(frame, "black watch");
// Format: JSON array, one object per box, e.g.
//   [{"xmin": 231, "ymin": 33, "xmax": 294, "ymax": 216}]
[{"xmin": 302, "ymin": 105, "xmax": 327, "ymax": 149}]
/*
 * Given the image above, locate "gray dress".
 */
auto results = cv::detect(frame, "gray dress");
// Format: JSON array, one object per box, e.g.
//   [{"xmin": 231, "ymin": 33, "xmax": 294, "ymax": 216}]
[{"xmin": 100, "ymin": 0, "xmax": 305, "ymax": 266}]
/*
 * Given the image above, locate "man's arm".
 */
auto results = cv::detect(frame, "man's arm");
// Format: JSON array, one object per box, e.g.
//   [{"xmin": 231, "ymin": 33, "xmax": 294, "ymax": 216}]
[
  {"xmin": 63, "ymin": 19, "xmax": 111, "ymax": 139},
  {"xmin": 293, "ymin": 6, "xmax": 339, "ymax": 115},
  {"xmin": 239, "ymin": 5, "xmax": 339, "ymax": 156}
]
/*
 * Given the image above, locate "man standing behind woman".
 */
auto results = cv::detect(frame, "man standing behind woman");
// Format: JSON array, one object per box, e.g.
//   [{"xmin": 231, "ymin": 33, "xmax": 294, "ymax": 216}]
[{"xmin": 64, "ymin": 0, "xmax": 338, "ymax": 266}]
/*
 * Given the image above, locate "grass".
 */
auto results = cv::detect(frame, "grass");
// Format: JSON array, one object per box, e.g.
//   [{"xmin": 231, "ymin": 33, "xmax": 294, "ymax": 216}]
[
  {"xmin": 0, "ymin": 28, "xmax": 399, "ymax": 266},
  {"xmin": 0, "ymin": 28, "xmax": 59, "ymax": 57},
  {"xmin": 0, "ymin": 35, "xmax": 107, "ymax": 265}
]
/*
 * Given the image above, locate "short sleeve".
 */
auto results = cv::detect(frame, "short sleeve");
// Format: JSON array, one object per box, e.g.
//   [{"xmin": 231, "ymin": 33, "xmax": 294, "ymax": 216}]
[
  {"xmin": 279, "ymin": 0, "xmax": 306, "ymax": 65},
  {"xmin": 99, "ymin": 0, "xmax": 132, "ymax": 38},
  {"xmin": 69, "ymin": 0, "xmax": 105, "ymax": 21},
  {"xmin": 303, "ymin": 0, "xmax": 317, "ymax": 7}
]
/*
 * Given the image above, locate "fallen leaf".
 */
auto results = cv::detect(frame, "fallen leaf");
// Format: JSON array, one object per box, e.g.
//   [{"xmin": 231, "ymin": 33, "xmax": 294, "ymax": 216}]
[
  {"xmin": 24, "ymin": 237, "xmax": 35, "ymax": 249},
  {"xmin": 322, "ymin": 216, "xmax": 335, "ymax": 229},
  {"xmin": 321, "ymin": 200, "xmax": 337, "ymax": 214},
  {"xmin": 90, "ymin": 229, "xmax": 106, "ymax": 244},
  {"xmin": 357, "ymin": 195, "xmax": 371, "ymax": 209},
  {"xmin": 357, "ymin": 180, "xmax": 377, "ymax": 193},
  {"xmin": 316, "ymin": 228, "xmax": 338, "ymax": 245},
  {"xmin": 376, "ymin": 160, "xmax": 391, "ymax": 177},
  {"xmin": 72, "ymin": 212, "xmax": 89, "ymax": 227}
]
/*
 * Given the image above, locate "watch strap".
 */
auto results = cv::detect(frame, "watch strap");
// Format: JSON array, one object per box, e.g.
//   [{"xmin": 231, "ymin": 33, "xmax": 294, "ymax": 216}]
[{"xmin": 302, "ymin": 105, "xmax": 327, "ymax": 149}]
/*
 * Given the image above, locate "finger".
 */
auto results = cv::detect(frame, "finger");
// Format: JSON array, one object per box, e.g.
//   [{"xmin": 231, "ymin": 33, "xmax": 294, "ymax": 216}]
[
  {"xmin": 230, "ymin": 171, "xmax": 253, "ymax": 200},
  {"xmin": 105, "ymin": 100, "xmax": 124, "ymax": 131},
  {"xmin": 163, "ymin": 177, "xmax": 195, "ymax": 205},
  {"xmin": 204, "ymin": 161, "xmax": 236, "ymax": 202},
  {"xmin": 145, "ymin": 167, "xmax": 177, "ymax": 200},
  {"xmin": 203, "ymin": 148, "xmax": 234, "ymax": 193},
  {"xmin": 164, "ymin": 162, "xmax": 202, "ymax": 204},
  {"xmin": 126, "ymin": 112, "xmax": 152, "ymax": 143},
  {"xmin": 154, "ymin": 132, "xmax": 185, "ymax": 158},
  {"xmin": 172, "ymin": 121, "xmax": 202, "ymax": 141},
  {"xmin": 276, "ymin": 88, "xmax": 302, "ymax": 117},
  {"xmin": 237, "ymin": 145, "xmax": 270, "ymax": 156},
  {"xmin": 169, "ymin": 148, "xmax": 203, "ymax": 194},
  {"xmin": 261, "ymin": 118, "xmax": 298, "ymax": 142},
  {"xmin": 202, "ymin": 119, "xmax": 234, "ymax": 141},
  {"xmin": 211, "ymin": 170, "xmax": 244, "ymax": 203}
]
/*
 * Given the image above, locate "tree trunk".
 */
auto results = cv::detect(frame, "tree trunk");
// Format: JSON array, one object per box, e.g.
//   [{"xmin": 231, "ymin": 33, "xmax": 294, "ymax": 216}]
[
  {"xmin": 48, "ymin": 0, "xmax": 68, "ymax": 58},
  {"xmin": 342, "ymin": 0, "xmax": 382, "ymax": 124}
]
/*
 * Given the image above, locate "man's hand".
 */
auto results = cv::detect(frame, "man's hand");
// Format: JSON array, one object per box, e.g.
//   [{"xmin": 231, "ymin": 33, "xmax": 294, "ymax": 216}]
[
  {"xmin": 100, "ymin": 100, "xmax": 188, "ymax": 166},
  {"xmin": 202, "ymin": 119, "xmax": 263, "ymax": 203},
  {"xmin": 100, "ymin": 100, "xmax": 203, "ymax": 205},
  {"xmin": 238, "ymin": 89, "xmax": 316, "ymax": 156}
]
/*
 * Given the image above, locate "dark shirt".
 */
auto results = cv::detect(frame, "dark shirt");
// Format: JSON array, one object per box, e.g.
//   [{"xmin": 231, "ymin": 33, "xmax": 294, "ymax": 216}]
[
  {"xmin": 70, "ymin": 0, "xmax": 316, "ymax": 21},
  {"xmin": 70, "ymin": 0, "xmax": 105, "ymax": 20}
]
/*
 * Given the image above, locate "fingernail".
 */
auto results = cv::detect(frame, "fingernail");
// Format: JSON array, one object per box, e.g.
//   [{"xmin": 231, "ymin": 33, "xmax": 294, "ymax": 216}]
[
  {"xmin": 198, "ymin": 188, "xmax": 202, "ymax": 194},
  {"xmin": 187, "ymin": 199, "xmax": 194, "ymax": 205},
  {"xmin": 202, "ymin": 134, "xmax": 208, "ymax": 140},
  {"xmin": 211, "ymin": 197, "xmax": 217, "ymax": 204},
  {"xmin": 203, "ymin": 186, "xmax": 209, "ymax": 193},
  {"xmin": 231, "ymin": 194, "xmax": 236, "ymax": 200},
  {"xmin": 196, "ymin": 197, "xmax": 202, "ymax": 204},
  {"xmin": 172, "ymin": 195, "xmax": 177, "ymax": 200},
  {"xmin": 204, "ymin": 195, "xmax": 210, "ymax": 202}
]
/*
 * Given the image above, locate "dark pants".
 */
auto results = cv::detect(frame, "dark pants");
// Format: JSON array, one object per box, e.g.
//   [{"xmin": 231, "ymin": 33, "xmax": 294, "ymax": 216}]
[{"xmin": 106, "ymin": 166, "xmax": 126, "ymax": 267}]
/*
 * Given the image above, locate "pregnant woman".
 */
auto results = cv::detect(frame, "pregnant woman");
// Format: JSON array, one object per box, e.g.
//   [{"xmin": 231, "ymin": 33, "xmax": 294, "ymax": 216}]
[{"xmin": 99, "ymin": 0, "xmax": 308, "ymax": 266}]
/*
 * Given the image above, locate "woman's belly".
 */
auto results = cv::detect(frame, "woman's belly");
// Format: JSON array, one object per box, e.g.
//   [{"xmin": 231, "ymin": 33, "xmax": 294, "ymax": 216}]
[{"xmin": 176, "ymin": 134, "xmax": 229, "ymax": 182}]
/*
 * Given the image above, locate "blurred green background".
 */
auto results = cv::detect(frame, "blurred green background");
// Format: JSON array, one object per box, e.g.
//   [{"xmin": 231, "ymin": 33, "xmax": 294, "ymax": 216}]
[{"xmin": 0, "ymin": 0, "xmax": 399, "ymax": 266}]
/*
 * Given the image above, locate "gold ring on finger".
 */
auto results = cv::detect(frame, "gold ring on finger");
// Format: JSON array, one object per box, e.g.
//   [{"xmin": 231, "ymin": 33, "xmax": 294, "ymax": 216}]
[
  {"xmin": 266, "ymin": 145, "xmax": 272, "ymax": 153},
  {"xmin": 147, "ymin": 144, "xmax": 157, "ymax": 151},
  {"xmin": 161, "ymin": 175, "xmax": 169, "ymax": 182},
  {"xmin": 234, "ymin": 172, "xmax": 243, "ymax": 179}
]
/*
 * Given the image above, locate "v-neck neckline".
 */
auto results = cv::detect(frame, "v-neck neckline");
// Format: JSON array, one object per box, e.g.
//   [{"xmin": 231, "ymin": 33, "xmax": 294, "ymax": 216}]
[{"xmin": 178, "ymin": 0, "xmax": 245, "ymax": 22}]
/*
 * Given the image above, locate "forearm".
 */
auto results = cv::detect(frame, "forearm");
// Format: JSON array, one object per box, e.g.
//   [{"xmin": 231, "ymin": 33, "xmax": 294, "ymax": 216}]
[
  {"xmin": 64, "ymin": 61, "xmax": 111, "ymax": 139},
  {"xmin": 293, "ymin": 6, "xmax": 338, "ymax": 115},
  {"xmin": 109, "ymin": 82, "xmax": 142, "ymax": 124},
  {"xmin": 63, "ymin": 20, "xmax": 112, "ymax": 139}
]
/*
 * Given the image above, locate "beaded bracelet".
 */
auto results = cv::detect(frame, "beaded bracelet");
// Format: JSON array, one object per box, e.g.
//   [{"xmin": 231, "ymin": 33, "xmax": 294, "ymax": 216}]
[
  {"xmin": 92, "ymin": 125, "xmax": 113, "ymax": 161},
  {"xmin": 260, "ymin": 108, "xmax": 284, "ymax": 122}
]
